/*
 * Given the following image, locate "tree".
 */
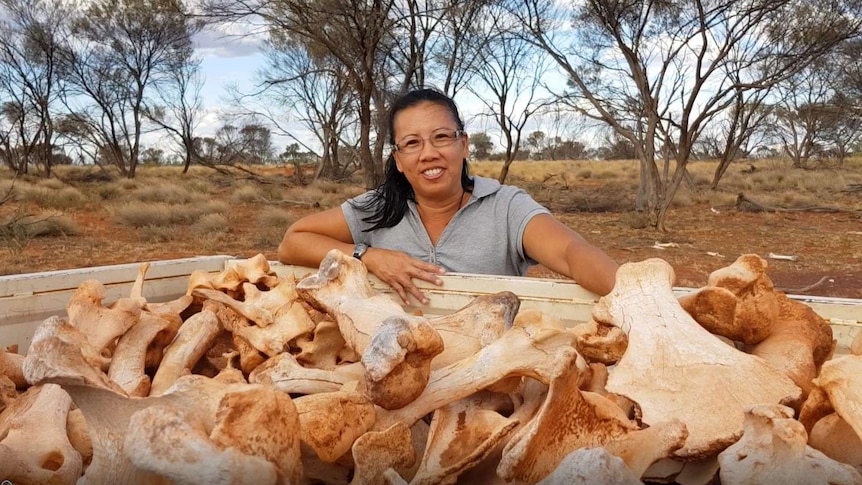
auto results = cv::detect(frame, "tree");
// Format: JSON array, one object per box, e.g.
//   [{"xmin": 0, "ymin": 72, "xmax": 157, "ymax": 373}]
[
  {"xmin": 469, "ymin": 131, "xmax": 494, "ymax": 159},
  {"xmin": 0, "ymin": 0, "xmax": 69, "ymax": 176},
  {"xmin": 205, "ymin": 0, "xmax": 396, "ymax": 188},
  {"xmin": 254, "ymin": 37, "xmax": 358, "ymax": 180},
  {"xmin": 469, "ymin": 4, "xmax": 550, "ymax": 183},
  {"xmin": 240, "ymin": 123, "xmax": 274, "ymax": 164},
  {"xmin": 708, "ymin": 87, "xmax": 772, "ymax": 188},
  {"xmin": 144, "ymin": 55, "xmax": 205, "ymax": 173},
  {"xmin": 767, "ymin": 63, "xmax": 837, "ymax": 168},
  {"xmin": 512, "ymin": 0, "xmax": 862, "ymax": 230},
  {"xmin": 59, "ymin": 0, "xmax": 200, "ymax": 178},
  {"xmin": 525, "ymin": 130, "xmax": 545, "ymax": 159}
]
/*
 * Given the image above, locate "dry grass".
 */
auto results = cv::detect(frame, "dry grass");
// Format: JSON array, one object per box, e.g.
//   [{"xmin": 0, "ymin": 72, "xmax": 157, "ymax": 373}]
[
  {"xmin": 0, "ymin": 212, "xmax": 79, "ymax": 255},
  {"xmin": 255, "ymin": 207, "xmax": 297, "ymax": 247},
  {"xmin": 232, "ymin": 184, "xmax": 265, "ymax": 204},
  {"xmin": 112, "ymin": 200, "xmax": 229, "ymax": 227},
  {"xmin": 11, "ymin": 183, "xmax": 88, "ymax": 210},
  {"xmin": 131, "ymin": 184, "xmax": 200, "ymax": 204}
]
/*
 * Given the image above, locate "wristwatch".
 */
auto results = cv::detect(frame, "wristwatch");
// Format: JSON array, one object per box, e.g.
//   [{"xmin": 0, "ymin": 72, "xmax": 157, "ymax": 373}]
[{"xmin": 353, "ymin": 243, "xmax": 369, "ymax": 260}]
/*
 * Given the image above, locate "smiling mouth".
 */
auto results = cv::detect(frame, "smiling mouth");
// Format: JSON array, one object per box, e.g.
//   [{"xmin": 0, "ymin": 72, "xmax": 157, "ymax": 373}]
[{"xmin": 422, "ymin": 167, "xmax": 444, "ymax": 178}]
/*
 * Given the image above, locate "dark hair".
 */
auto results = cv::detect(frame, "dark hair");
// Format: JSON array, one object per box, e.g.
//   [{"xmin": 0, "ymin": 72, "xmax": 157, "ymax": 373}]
[{"xmin": 352, "ymin": 87, "xmax": 473, "ymax": 231}]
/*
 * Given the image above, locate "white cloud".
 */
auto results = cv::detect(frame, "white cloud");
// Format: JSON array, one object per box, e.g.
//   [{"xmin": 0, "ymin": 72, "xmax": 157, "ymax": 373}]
[{"xmin": 193, "ymin": 23, "xmax": 266, "ymax": 59}]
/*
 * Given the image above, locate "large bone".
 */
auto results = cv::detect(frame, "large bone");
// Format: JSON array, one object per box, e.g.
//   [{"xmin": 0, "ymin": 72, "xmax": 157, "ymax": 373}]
[
  {"xmin": 294, "ymin": 389, "xmax": 377, "ymax": 463},
  {"xmin": 238, "ymin": 301, "xmax": 315, "ymax": 357},
  {"xmin": 108, "ymin": 311, "xmax": 175, "ymax": 396},
  {"xmin": 149, "ymin": 309, "xmax": 221, "ymax": 396},
  {"xmin": 125, "ymin": 405, "xmax": 279, "ymax": 485},
  {"xmin": 717, "ymin": 404, "xmax": 862, "ymax": 485},
  {"xmin": 295, "ymin": 317, "xmax": 348, "ymax": 370},
  {"xmin": 410, "ymin": 392, "xmax": 519, "ymax": 485},
  {"xmin": 204, "ymin": 300, "xmax": 266, "ymax": 374},
  {"xmin": 231, "ymin": 253, "xmax": 281, "ymax": 288},
  {"xmin": 681, "ymin": 254, "xmax": 834, "ymax": 395},
  {"xmin": 209, "ymin": 387, "xmax": 303, "ymax": 484},
  {"xmin": 498, "ymin": 348, "xmax": 687, "ymax": 483},
  {"xmin": 0, "ymin": 346, "xmax": 26, "ymax": 388},
  {"xmin": 809, "ymin": 413, "xmax": 862, "ymax": 468},
  {"xmin": 194, "ymin": 288, "xmax": 274, "ymax": 327},
  {"xmin": 24, "ymin": 319, "xmax": 298, "ymax": 485},
  {"xmin": 595, "ymin": 258, "xmax": 802, "ymax": 459},
  {"xmin": 297, "ymin": 250, "xmax": 518, "ymax": 365},
  {"xmin": 350, "ymin": 422, "xmax": 415, "ymax": 485},
  {"xmin": 375, "ymin": 315, "xmax": 578, "ymax": 430},
  {"xmin": 297, "ymin": 249, "xmax": 408, "ymax": 354},
  {"xmin": 362, "ymin": 316, "xmax": 444, "ymax": 410},
  {"xmin": 0, "ymin": 383, "xmax": 83, "ymax": 485},
  {"xmin": 67, "ymin": 279, "xmax": 142, "ymax": 359},
  {"xmin": 537, "ymin": 447, "xmax": 641, "ymax": 485},
  {"xmin": 249, "ymin": 352, "xmax": 357, "ymax": 394},
  {"xmin": 811, "ymin": 354, "xmax": 862, "ymax": 442}
]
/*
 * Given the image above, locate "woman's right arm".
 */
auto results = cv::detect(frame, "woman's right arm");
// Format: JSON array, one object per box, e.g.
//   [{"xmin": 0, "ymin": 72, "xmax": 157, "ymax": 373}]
[{"xmin": 277, "ymin": 207, "xmax": 356, "ymax": 268}]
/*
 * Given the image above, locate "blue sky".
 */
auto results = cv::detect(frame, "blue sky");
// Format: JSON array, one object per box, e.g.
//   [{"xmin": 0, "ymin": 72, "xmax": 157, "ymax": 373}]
[{"xmin": 189, "ymin": 26, "xmax": 571, "ymax": 154}]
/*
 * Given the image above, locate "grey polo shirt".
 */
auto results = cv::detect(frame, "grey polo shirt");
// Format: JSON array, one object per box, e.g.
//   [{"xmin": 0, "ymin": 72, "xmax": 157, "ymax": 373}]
[{"xmin": 341, "ymin": 176, "xmax": 550, "ymax": 276}]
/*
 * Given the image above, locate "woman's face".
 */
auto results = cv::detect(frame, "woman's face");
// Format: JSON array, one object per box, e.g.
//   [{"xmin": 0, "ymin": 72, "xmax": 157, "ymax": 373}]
[{"xmin": 392, "ymin": 101, "xmax": 469, "ymax": 202}]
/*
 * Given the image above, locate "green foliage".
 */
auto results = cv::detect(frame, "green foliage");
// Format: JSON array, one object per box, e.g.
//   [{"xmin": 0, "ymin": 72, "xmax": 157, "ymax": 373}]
[{"xmin": 470, "ymin": 132, "xmax": 494, "ymax": 160}]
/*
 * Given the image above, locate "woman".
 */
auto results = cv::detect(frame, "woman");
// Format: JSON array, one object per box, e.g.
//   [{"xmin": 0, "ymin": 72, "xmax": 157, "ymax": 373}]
[{"xmin": 278, "ymin": 88, "xmax": 618, "ymax": 304}]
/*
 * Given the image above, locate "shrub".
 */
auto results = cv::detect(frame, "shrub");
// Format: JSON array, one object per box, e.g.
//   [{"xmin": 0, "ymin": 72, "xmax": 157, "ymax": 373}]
[
  {"xmin": 231, "ymin": 185, "xmax": 263, "ymax": 204},
  {"xmin": 191, "ymin": 213, "xmax": 229, "ymax": 236},
  {"xmin": 139, "ymin": 224, "xmax": 178, "ymax": 242},
  {"xmin": 0, "ymin": 212, "xmax": 79, "ymax": 255},
  {"xmin": 132, "ymin": 184, "xmax": 196, "ymax": 204},
  {"xmin": 37, "ymin": 178, "xmax": 67, "ymax": 190},
  {"xmin": 19, "ymin": 185, "xmax": 88, "ymax": 210},
  {"xmin": 113, "ymin": 201, "xmax": 228, "ymax": 227},
  {"xmin": 255, "ymin": 207, "xmax": 296, "ymax": 246}
]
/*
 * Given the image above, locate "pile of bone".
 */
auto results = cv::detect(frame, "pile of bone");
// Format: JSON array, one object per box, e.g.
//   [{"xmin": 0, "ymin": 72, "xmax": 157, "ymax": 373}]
[{"xmin": 2, "ymin": 250, "xmax": 862, "ymax": 485}]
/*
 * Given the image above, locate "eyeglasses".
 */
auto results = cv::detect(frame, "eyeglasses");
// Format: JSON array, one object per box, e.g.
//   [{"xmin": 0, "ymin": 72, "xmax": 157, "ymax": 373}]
[{"xmin": 393, "ymin": 129, "xmax": 464, "ymax": 155}]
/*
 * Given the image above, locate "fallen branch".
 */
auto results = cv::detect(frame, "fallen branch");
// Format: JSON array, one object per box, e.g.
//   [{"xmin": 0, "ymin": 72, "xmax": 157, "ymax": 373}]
[
  {"xmin": 776, "ymin": 276, "xmax": 831, "ymax": 294},
  {"xmin": 735, "ymin": 193, "xmax": 856, "ymax": 214}
]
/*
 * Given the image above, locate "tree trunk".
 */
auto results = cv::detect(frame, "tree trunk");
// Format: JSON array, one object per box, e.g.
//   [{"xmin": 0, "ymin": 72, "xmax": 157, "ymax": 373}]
[{"xmin": 498, "ymin": 157, "xmax": 513, "ymax": 184}]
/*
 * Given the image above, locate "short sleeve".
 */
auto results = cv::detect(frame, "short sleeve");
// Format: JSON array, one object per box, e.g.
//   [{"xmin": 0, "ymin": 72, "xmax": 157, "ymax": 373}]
[
  {"xmin": 341, "ymin": 191, "xmax": 378, "ymax": 244},
  {"xmin": 505, "ymin": 188, "xmax": 551, "ymax": 265}
]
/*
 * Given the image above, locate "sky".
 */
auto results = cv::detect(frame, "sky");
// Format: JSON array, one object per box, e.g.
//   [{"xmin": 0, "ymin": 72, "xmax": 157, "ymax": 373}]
[
  {"xmin": 189, "ymin": 25, "xmax": 526, "ymax": 155},
  {"xmin": 188, "ymin": 24, "xmax": 582, "ymax": 155}
]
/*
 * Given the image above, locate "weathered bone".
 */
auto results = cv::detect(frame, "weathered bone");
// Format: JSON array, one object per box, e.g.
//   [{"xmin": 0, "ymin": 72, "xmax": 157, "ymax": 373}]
[
  {"xmin": 249, "ymin": 352, "xmax": 357, "ymax": 394},
  {"xmin": 0, "ymin": 346, "xmax": 25, "ymax": 388},
  {"xmin": 717, "ymin": 404, "xmax": 862, "ymax": 485},
  {"xmin": 67, "ymin": 279, "xmax": 142, "ymax": 359},
  {"xmin": 349, "ymin": 422, "xmax": 415, "ymax": 485},
  {"xmin": 595, "ymin": 258, "xmax": 802, "ymax": 459},
  {"xmin": 0, "ymin": 383, "xmax": 83, "ymax": 485},
  {"xmin": 362, "ymin": 316, "xmax": 444, "ymax": 410},
  {"xmin": 297, "ymin": 249, "xmax": 406, "ymax": 354},
  {"xmin": 149, "ymin": 309, "xmax": 221, "ymax": 396},
  {"xmin": 537, "ymin": 448, "xmax": 641, "ymax": 485},
  {"xmin": 125, "ymin": 405, "xmax": 279, "ymax": 485},
  {"xmin": 410, "ymin": 392, "xmax": 519, "ymax": 485},
  {"xmin": 375, "ymin": 315, "xmax": 578, "ymax": 430},
  {"xmin": 194, "ymin": 288, "xmax": 274, "ymax": 327},
  {"xmin": 204, "ymin": 300, "xmax": 266, "ymax": 374},
  {"xmin": 294, "ymin": 389, "xmax": 377, "ymax": 463},
  {"xmin": 108, "ymin": 311, "xmax": 174, "ymax": 396},
  {"xmin": 499, "ymin": 349, "xmax": 687, "ymax": 483},
  {"xmin": 680, "ymin": 254, "xmax": 834, "ymax": 395}
]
